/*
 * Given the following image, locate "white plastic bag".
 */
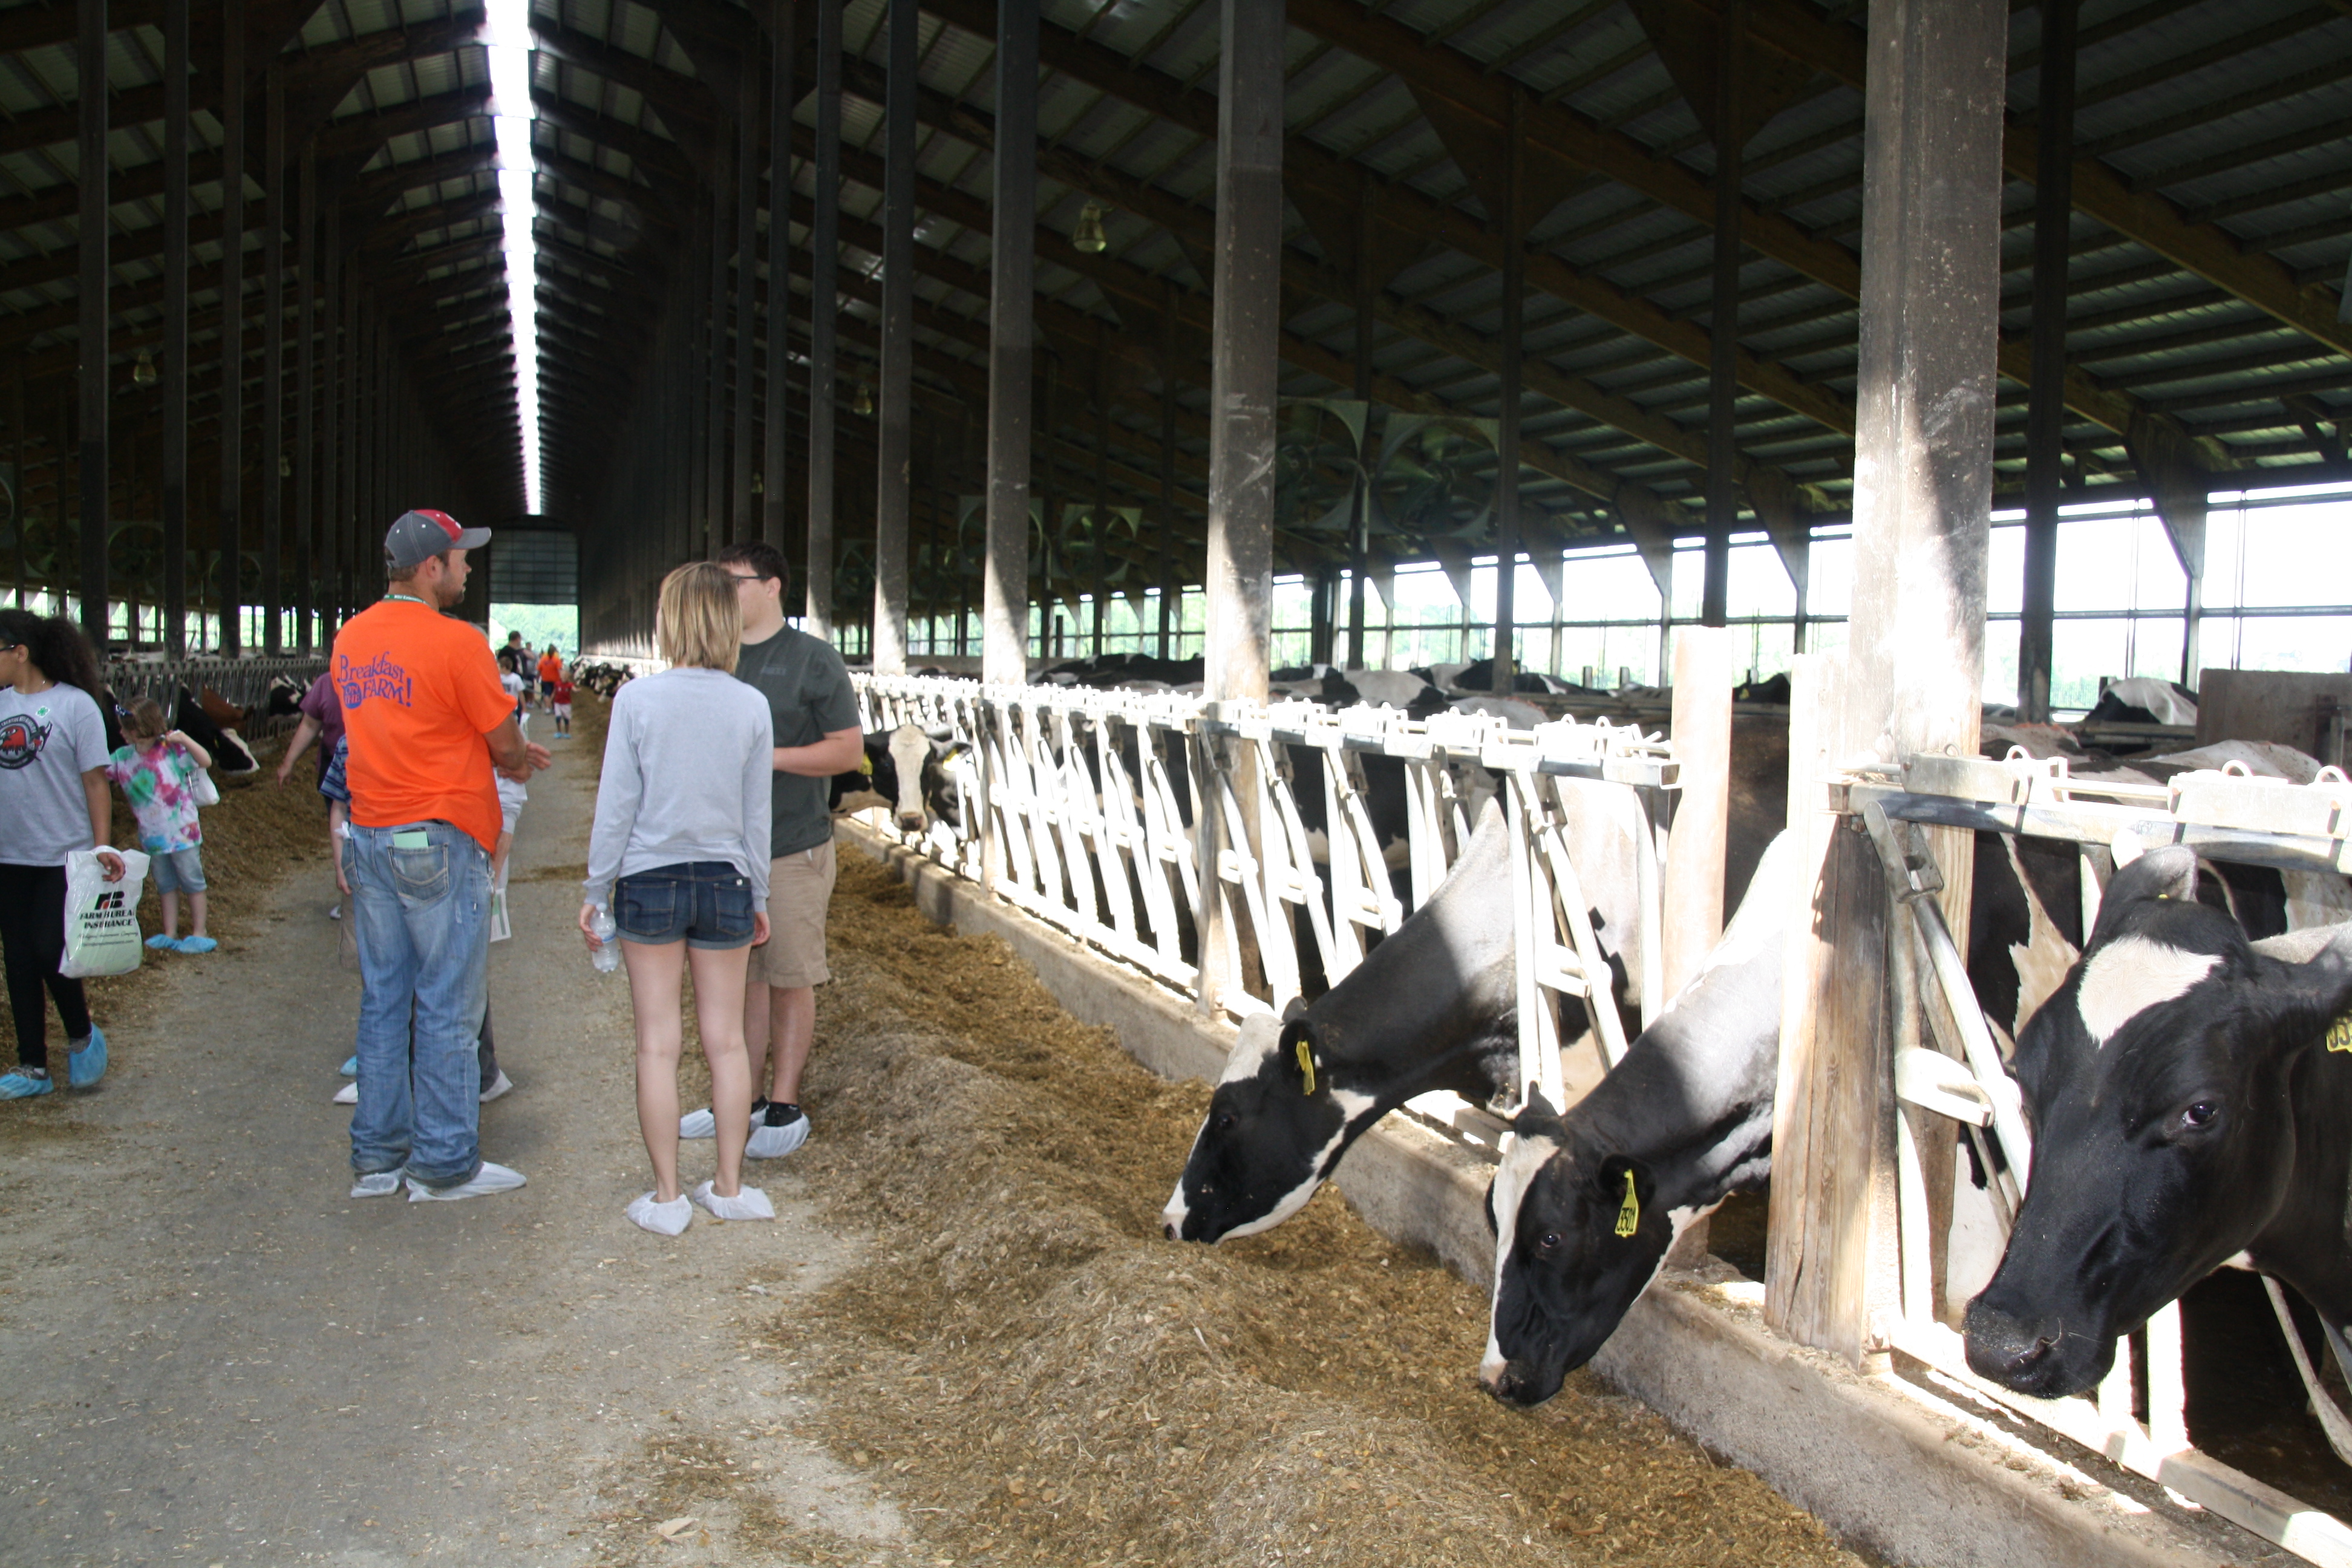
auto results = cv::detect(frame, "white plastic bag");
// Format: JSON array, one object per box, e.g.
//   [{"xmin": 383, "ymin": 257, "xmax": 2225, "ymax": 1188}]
[{"xmin": 60, "ymin": 849, "xmax": 151, "ymax": 978}]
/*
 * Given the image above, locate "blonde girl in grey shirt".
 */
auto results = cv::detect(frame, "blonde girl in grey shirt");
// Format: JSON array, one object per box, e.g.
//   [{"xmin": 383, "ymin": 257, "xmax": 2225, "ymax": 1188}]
[{"xmin": 581, "ymin": 563, "xmax": 775, "ymax": 1235}]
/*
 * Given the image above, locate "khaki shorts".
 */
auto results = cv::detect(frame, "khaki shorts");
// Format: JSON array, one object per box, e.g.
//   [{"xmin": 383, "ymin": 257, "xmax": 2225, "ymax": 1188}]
[{"xmin": 750, "ymin": 838, "xmax": 837, "ymax": 988}]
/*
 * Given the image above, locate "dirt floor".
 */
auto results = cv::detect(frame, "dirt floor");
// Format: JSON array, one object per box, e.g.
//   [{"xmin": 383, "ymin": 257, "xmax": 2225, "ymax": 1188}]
[{"xmin": 0, "ymin": 687, "xmax": 1870, "ymax": 1568}]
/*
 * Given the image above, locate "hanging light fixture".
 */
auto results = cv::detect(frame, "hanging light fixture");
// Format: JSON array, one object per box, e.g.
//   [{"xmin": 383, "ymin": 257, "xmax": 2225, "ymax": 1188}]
[
  {"xmin": 852, "ymin": 382, "xmax": 874, "ymax": 417},
  {"xmin": 132, "ymin": 348, "xmax": 157, "ymax": 385},
  {"xmin": 751, "ymin": 471, "xmax": 764, "ymax": 495},
  {"xmin": 279, "ymin": 453, "xmax": 292, "ymax": 478},
  {"xmin": 1071, "ymin": 200, "xmax": 1109, "ymax": 254}
]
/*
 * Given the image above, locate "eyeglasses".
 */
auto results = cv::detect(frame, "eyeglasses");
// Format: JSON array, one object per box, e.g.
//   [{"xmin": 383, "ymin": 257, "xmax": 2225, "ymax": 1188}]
[{"xmin": 725, "ymin": 573, "xmax": 765, "ymax": 584}]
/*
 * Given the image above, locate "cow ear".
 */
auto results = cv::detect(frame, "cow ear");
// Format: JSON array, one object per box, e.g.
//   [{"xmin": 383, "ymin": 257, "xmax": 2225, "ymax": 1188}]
[
  {"xmin": 1595, "ymin": 1155, "xmax": 1653, "ymax": 1240},
  {"xmin": 1511, "ymin": 1088, "xmax": 1564, "ymax": 1138},
  {"xmin": 2256, "ymin": 941, "xmax": 2352, "ymax": 1063},
  {"xmin": 2089, "ymin": 846, "xmax": 2200, "ymax": 946},
  {"xmin": 1280, "ymin": 995, "xmax": 1310, "ymax": 1024}
]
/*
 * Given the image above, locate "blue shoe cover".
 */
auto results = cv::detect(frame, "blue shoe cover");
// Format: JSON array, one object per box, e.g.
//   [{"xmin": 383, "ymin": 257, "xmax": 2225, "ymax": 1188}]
[
  {"xmin": 341, "ymin": 1055, "xmax": 359, "ymax": 1077},
  {"xmin": 146, "ymin": 932, "xmax": 180, "ymax": 950},
  {"xmin": 0, "ymin": 1070, "xmax": 54, "ymax": 1099},
  {"xmin": 176, "ymin": 936, "xmax": 217, "ymax": 954},
  {"xmin": 68, "ymin": 1026, "xmax": 107, "ymax": 1088}
]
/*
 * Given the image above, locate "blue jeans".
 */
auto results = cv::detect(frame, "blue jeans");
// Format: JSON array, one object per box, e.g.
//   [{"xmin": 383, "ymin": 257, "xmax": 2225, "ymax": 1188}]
[{"xmin": 344, "ymin": 819, "xmax": 490, "ymax": 1187}]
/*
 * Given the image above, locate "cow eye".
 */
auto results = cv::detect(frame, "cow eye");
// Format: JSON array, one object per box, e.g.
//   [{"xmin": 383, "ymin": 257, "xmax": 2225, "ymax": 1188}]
[
  {"xmin": 2175, "ymin": 1100, "xmax": 2221, "ymax": 1134},
  {"xmin": 1537, "ymin": 1231, "xmax": 1563, "ymax": 1252},
  {"xmin": 1212, "ymin": 1111, "xmax": 1236, "ymax": 1133}
]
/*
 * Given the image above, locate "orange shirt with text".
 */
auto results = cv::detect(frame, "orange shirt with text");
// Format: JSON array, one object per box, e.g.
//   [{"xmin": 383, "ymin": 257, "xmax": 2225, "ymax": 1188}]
[
  {"xmin": 332, "ymin": 601, "xmax": 516, "ymax": 852},
  {"xmin": 537, "ymin": 651, "xmax": 562, "ymax": 684}
]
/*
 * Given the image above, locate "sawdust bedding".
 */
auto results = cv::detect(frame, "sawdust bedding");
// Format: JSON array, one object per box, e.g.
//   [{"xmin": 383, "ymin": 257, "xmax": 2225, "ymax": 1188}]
[{"xmin": 734, "ymin": 851, "xmax": 1875, "ymax": 1568}]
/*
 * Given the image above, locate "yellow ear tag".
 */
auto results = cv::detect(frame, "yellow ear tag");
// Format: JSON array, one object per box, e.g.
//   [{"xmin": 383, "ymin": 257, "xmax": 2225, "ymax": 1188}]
[
  {"xmin": 2328, "ymin": 1014, "xmax": 2352, "ymax": 1054},
  {"xmin": 1295, "ymin": 1039, "xmax": 1316, "ymax": 1096},
  {"xmin": 1613, "ymin": 1170, "xmax": 1640, "ymax": 1238},
  {"xmin": 858, "ymin": 752, "xmax": 874, "ymax": 777}
]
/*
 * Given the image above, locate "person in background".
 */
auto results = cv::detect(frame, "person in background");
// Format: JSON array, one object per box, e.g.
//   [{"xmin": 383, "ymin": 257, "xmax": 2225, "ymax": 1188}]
[
  {"xmin": 274, "ymin": 668, "xmax": 350, "ymax": 921},
  {"xmin": 0, "ymin": 609, "xmax": 124, "ymax": 1099},
  {"xmin": 549, "ymin": 671, "xmax": 574, "ymax": 739},
  {"xmin": 336, "ymin": 509, "xmax": 547, "ymax": 1202},
  {"xmin": 536, "ymin": 644, "xmax": 563, "ymax": 712},
  {"xmin": 677, "ymin": 541, "xmax": 862, "ymax": 1161},
  {"xmin": 497, "ymin": 630, "xmax": 530, "ymax": 683},
  {"xmin": 106, "ymin": 697, "xmax": 217, "ymax": 954},
  {"xmin": 581, "ymin": 562, "xmax": 774, "ymax": 1236}
]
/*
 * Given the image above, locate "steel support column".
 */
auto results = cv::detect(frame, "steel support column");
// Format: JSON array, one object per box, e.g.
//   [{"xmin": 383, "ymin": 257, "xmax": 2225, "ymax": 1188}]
[
  {"xmin": 871, "ymin": 0, "xmax": 918, "ymax": 673},
  {"xmin": 321, "ymin": 203, "xmax": 341, "ymax": 624},
  {"xmin": 218, "ymin": 0, "xmax": 244, "ymax": 652},
  {"xmin": 294, "ymin": 140, "xmax": 315, "ymax": 647},
  {"xmin": 162, "ymin": 0, "xmax": 188, "ymax": 655},
  {"xmin": 260, "ymin": 65, "xmax": 284, "ymax": 651},
  {"xmin": 763, "ymin": 2, "xmax": 795, "ymax": 551},
  {"xmin": 805, "ymin": 0, "xmax": 841, "ymax": 636},
  {"xmin": 1202, "ymin": 0, "xmax": 1282, "ymax": 707},
  {"xmin": 1490, "ymin": 89, "xmax": 1524, "ymax": 691},
  {"xmin": 2018, "ymin": 0, "xmax": 2075, "ymax": 724},
  {"xmin": 705, "ymin": 154, "xmax": 732, "ymax": 557},
  {"xmin": 1701, "ymin": 0, "xmax": 1747, "ymax": 629},
  {"xmin": 982, "ymin": 0, "xmax": 1034, "ymax": 690},
  {"xmin": 731, "ymin": 64, "xmax": 760, "ymax": 545},
  {"xmin": 76, "ymin": 0, "xmax": 109, "ymax": 647},
  {"xmin": 1766, "ymin": 0, "xmax": 2007, "ymax": 1368}
]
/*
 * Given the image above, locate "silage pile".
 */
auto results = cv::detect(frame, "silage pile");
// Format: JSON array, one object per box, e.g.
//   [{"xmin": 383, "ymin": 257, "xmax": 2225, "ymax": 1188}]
[{"xmin": 761, "ymin": 855, "xmax": 1872, "ymax": 1567}]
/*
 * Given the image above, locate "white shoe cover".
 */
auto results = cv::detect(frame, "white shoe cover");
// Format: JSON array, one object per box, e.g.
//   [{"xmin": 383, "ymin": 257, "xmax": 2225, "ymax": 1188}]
[
  {"xmin": 333, "ymin": 1080, "xmax": 358, "ymax": 1105},
  {"xmin": 678, "ymin": 1107, "xmax": 716, "ymax": 1139},
  {"xmin": 746, "ymin": 1114, "xmax": 809, "ymax": 1160},
  {"xmin": 406, "ymin": 1160, "xmax": 528, "ymax": 1202},
  {"xmin": 627, "ymin": 1192, "xmax": 692, "ymax": 1235},
  {"xmin": 690, "ymin": 1180, "xmax": 776, "ymax": 1221}
]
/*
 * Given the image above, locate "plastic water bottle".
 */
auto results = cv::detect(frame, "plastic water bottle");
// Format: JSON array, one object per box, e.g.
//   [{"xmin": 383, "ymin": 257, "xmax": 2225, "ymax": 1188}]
[{"xmin": 589, "ymin": 906, "xmax": 619, "ymax": 973}]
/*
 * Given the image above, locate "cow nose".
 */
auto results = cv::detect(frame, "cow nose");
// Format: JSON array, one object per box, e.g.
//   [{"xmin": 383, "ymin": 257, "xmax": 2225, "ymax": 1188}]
[
  {"xmin": 1162, "ymin": 1221, "xmax": 1180, "ymax": 1241},
  {"xmin": 1963, "ymin": 1300, "xmax": 2062, "ymax": 1383},
  {"xmin": 1480, "ymin": 1361, "xmax": 1534, "ymax": 1406}
]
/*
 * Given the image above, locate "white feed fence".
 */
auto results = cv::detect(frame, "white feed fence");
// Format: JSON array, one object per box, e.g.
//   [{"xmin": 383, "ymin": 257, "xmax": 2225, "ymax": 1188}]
[{"xmin": 851, "ymin": 673, "xmax": 1677, "ymax": 1114}]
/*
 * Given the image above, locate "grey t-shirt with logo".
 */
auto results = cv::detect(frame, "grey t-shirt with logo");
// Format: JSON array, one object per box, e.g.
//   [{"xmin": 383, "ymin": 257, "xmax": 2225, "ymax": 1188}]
[
  {"xmin": 0, "ymin": 682, "xmax": 112, "ymax": 866},
  {"xmin": 731, "ymin": 625, "xmax": 861, "ymax": 858}
]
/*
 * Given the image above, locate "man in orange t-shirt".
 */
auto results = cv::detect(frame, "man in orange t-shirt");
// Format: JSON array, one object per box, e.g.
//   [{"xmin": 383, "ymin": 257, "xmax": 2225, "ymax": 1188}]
[
  {"xmin": 334, "ymin": 509, "xmax": 550, "ymax": 1204},
  {"xmin": 535, "ymin": 646, "xmax": 563, "ymax": 710}
]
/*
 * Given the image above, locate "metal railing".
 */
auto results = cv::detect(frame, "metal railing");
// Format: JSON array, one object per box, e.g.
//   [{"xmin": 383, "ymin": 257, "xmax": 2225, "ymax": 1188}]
[
  {"xmin": 104, "ymin": 655, "xmax": 327, "ymax": 742},
  {"xmin": 1851, "ymin": 751, "xmax": 2352, "ymax": 1567},
  {"xmin": 851, "ymin": 673, "xmax": 1679, "ymax": 1115}
]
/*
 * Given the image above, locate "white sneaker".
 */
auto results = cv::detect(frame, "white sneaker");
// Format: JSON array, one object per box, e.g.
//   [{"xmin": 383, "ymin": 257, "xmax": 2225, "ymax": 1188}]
[
  {"xmin": 690, "ymin": 1180, "xmax": 776, "ymax": 1221},
  {"xmin": 746, "ymin": 1108, "xmax": 809, "ymax": 1160},
  {"xmin": 678, "ymin": 1106, "xmax": 717, "ymax": 1140},
  {"xmin": 333, "ymin": 1081, "xmax": 358, "ymax": 1105},
  {"xmin": 406, "ymin": 1161, "xmax": 527, "ymax": 1202},
  {"xmin": 479, "ymin": 1070, "xmax": 514, "ymax": 1103},
  {"xmin": 627, "ymin": 1192, "xmax": 692, "ymax": 1236},
  {"xmin": 350, "ymin": 1167, "xmax": 406, "ymax": 1198}
]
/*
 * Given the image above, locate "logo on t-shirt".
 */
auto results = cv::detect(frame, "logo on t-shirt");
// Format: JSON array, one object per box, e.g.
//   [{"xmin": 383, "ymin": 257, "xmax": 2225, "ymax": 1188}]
[
  {"xmin": 0, "ymin": 711, "xmax": 51, "ymax": 770},
  {"xmin": 336, "ymin": 652, "xmax": 414, "ymax": 711}
]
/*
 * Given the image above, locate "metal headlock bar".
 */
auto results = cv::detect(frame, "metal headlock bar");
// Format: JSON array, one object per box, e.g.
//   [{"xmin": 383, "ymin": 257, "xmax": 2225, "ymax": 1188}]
[
  {"xmin": 104, "ymin": 654, "xmax": 327, "ymax": 732},
  {"xmin": 849, "ymin": 675, "xmax": 1676, "ymax": 1122},
  {"xmin": 1835, "ymin": 749, "xmax": 2352, "ymax": 1568}
]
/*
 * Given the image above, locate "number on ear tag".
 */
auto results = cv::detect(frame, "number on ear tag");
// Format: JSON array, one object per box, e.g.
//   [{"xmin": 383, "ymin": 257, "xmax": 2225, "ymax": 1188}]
[
  {"xmin": 1295, "ymin": 1038, "xmax": 1316, "ymax": 1096},
  {"xmin": 1613, "ymin": 1169, "xmax": 1639, "ymax": 1238},
  {"xmin": 2328, "ymin": 1014, "xmax": 2352, "ymax": 1054}
]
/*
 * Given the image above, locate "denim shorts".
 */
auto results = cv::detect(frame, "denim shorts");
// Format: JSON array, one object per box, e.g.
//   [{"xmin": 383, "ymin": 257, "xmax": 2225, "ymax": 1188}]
[
  {"xmin": 149, "ymin": 846, "xmax": 207, "ymax": 894},
  {"xmin": 613, "ymin": 861, "xmax": 757, "ymax": 950}
]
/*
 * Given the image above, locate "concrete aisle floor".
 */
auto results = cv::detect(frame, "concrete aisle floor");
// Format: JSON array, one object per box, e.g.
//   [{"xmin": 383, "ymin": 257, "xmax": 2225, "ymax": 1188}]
[{"xmin": 0, "ymin": 723, "xmax": 905, "ymax": 1567}]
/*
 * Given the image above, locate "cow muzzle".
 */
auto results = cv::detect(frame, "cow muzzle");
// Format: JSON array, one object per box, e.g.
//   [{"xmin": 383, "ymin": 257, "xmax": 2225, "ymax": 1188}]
[
  {"xmin": 1478, "ymin": 1356, "xmax": 1561, "ymax": 1408},
  {"xmin": 1962, "ymin": 1298, "xmax": 2087, "ymax": 1395}
]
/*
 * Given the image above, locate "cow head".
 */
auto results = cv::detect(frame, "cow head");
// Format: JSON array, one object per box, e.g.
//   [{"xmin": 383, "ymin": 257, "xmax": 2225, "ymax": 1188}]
[
  {"xmin": 1161, "ymin": 1008, "xmax": 1360, "ymax": 1243},
  {"xmin": 1964, "ymin": 846, "xmax": 2352, "ymax": 1398},
  {"xmin": 884, "ymin": 723, "xmax": 967, "ymax": 834},
  {"xmin": 1478, "ymin": 1094, "xmax": 1674, "ymax": 1406}
]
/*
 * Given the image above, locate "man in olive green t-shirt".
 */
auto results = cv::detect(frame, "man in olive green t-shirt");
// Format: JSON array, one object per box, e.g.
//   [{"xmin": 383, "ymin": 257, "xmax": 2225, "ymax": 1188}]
[{"xmin": 679, "ymin": 541, "xmax": 862, "ymax": 1159}]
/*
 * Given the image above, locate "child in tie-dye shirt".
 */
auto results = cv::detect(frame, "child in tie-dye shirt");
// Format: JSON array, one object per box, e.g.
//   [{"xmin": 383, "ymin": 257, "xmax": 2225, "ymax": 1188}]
[{"xmin": 104, "ymin": 697, "xmax": 217, "ymax": 953}]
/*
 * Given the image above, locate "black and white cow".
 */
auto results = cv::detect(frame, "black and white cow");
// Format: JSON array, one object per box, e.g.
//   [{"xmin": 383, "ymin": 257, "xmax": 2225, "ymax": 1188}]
[
  {"xmin": 1160, "ymin": 800, "xmax": 1522, "ymax": 1243},
  {"xmin": 830, "ymin": 722, "xmax": 968, "ymax": 834},
  {"xmin": 1962, "ymin": 846, "xmax": 2352, "ymax": 1399},
  {"xmin": 1478, "ymin": 830, "xmax": 1795, "ymax": 1406}
]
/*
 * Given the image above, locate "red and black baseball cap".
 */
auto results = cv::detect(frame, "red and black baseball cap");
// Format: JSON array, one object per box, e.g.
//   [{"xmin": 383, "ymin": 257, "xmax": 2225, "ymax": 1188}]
[{"xmin": 384, "ymin": 508, "xmax": 492, "ymax": 570}]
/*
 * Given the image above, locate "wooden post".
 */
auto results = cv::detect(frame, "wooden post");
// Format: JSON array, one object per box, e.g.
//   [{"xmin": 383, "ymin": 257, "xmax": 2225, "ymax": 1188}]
[
  {"xmin": 77, "ymin": 0, "xmax": 110, "ymax": 649},
  {"xmin": 293, "ymin": 140, "xmax": 315, "ymax": 648},
  {"xmin": 161, "ymin": 0, "xmax": 188, "ymax": 656},
  {"xmin": 1158, "ymin": 281, "xmax": 1179, "ymax": 659},
  {"xmin": 1765, "ymin": 0, "xmax": 2005, "ymax": 1368},
  {"xmin": 321, "ymin": 201, "xmax": 341, "ymax": 627},
  {"xmin": 1662, "ymin": 624, "xmax": 1733, "ymax": 998},
  {"xmin": 1348, "ymin": 178, "xmax": 1372, "ymax": 672},
  {"xmin": 705, "ymin": 151, "xmax": 731, "ymax": 557},
  {"xmin": 984, "ymin": 0, "xmax": 1036, "ymax": 688},
  {"xmin": 804, "ymin": 0, "xmax": 841, "ymax": 636},
  {"xmin": 2018, "ymin": 0, "xmax": 2074, "ymax": 722},
  {"xmin": 871, "ymin": 0, "xmax": 916, "ymax": 675}
]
